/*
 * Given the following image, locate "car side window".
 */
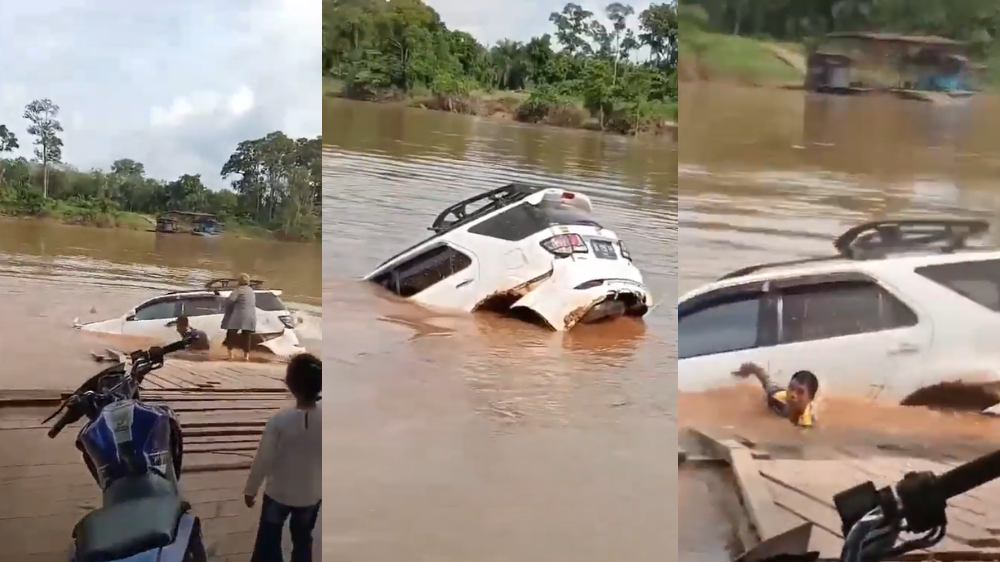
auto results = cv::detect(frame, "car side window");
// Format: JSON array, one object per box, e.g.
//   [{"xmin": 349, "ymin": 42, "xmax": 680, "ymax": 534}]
[
  {"xmin": 679, "ymin": 295, "xmax": 764, "ymax": 359},
  {"xmin": 379, "ymin": 245, "xmax": 474, "ymax": 297},
  {"xmin": 779, "ymin": 280, "xmax": 917, "ymax": 344},
  {"xmin": 181, "ymin": 296, "xmax": 223, "ymax": 317},
  {"xmin": 133, "ymin": 299, "xmax": 179, "ymax": 321}
]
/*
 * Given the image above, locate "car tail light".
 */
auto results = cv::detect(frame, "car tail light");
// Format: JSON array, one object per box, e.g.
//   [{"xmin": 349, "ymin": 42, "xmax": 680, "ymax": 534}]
[
  {"xmin": 540, "ymin": 233, "xmax": 588, "ymax": 257},
  {"xmin": 619, "ymin": 241, "xmax": 632, "ymax": 260},
  {"xmin": 279, "ymin": 315, "xmax": 295, "ymax": 329}
]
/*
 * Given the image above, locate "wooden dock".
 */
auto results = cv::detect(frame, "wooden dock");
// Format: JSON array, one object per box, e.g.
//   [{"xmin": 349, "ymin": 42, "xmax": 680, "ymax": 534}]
[
  {"xmin": 0, "ymin": 360, "xmax": 297, "ymax": 561},
  {"xmin": 681, "ymin": 427, "xmax": 1000, "ymax": 561}
]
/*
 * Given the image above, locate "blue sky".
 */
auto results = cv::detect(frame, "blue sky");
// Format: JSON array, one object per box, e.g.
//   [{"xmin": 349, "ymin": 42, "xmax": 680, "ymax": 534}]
[
  {"xmin": 425, "ymin": 0, "xmax": 654, "ymax": 48},
  {"xmin": 0, "ymin": 0, "xmax": 320, "ymax": 188}
]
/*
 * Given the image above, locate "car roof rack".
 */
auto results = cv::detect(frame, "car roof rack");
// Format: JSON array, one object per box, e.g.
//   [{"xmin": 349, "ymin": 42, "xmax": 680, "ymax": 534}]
[
  {"xmin": 718, "ymin": 219, "xmax": 991, "ymax": 281},
  {"xmin": 204, "ymin": 278, "xmax": 265, "ymax": 290},
  {"xmin": 429, "ymin": 182, "xmax": 544, "ymax": 235}
]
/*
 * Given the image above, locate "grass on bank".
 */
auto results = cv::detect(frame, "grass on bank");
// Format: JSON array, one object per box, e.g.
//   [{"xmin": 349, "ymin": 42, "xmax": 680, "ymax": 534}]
[
  {"xmin": 0, "ymin": 197, "xmax": 295, "ymax": 240},
  {"xmin": 324, "ymin": 77, "xmax": 345, "ymax": 97},
  {"xmin": 680, "ymin": 30, "xmax": 805, "ymax": 86},
  {"xmin": 326, "ymin": 76, "xmax": 677, "ymax": 135}
]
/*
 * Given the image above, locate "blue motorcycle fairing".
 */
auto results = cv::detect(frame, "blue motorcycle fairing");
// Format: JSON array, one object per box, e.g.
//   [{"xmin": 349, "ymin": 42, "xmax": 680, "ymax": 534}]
[{"xmin": 78, "ymin": 399, "xmax": 177, "ymax": 489}]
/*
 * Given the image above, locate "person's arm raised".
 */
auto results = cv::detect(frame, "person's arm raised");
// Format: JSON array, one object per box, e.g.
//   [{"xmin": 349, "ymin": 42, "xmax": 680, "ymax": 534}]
[{"xmin": 732, "ymin": 362, "xmax": 782, "ymax": 396}]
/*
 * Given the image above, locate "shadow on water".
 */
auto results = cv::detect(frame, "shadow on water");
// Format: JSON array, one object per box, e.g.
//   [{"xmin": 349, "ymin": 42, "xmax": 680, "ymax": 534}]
[
  {"xmin": 679, "ymin": 83, "xmax": 1000, "ymax": 560},
  {"xmin": 323, "ymin": 98, "xmax": 677, "ymax": 561}
]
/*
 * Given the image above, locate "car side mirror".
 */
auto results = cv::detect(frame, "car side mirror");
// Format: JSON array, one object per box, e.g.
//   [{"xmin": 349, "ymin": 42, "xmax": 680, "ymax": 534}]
[{"xmin": 125, "ymin": 310, "xmax": 137, "ymax": 322}]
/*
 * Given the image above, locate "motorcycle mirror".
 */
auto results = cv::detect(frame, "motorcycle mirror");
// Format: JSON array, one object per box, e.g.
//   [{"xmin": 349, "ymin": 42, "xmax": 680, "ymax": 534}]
[{"xmin": 734, "ymin": 522, "xmax": 817, "ymax": 562}]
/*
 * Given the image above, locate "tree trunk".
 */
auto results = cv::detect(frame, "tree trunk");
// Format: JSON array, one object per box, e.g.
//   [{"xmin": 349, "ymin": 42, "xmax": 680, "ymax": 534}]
[{"xmin": 42, "ymin": 152, "xmax": 49, "ymax": 199}]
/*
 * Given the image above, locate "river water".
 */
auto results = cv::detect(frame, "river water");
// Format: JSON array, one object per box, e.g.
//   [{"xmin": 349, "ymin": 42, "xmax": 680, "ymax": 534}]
[
  {"xmin": 322, "ymin": 98, "xmax": 677, "ymax": 561},
  {"xmin": 679, "ymin": 83, "xmax": 1000, "ymax": 559},
  {"xmin": 0, "ymin": 220, "xmax": 322, "ymax": 390}
]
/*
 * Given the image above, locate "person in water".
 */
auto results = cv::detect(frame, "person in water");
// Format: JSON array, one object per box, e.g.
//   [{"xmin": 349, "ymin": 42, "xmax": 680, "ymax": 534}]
[
  {"xmin": 732, "ymin": 362, "xmax": 819, "ymax": 427},
  {"xmin": 174, "ymin": 316, "xmax": 210, "ymax": 351},
  {"xmin": 245, "ymin": 353, "xmax": 322, "ymax": 562}
]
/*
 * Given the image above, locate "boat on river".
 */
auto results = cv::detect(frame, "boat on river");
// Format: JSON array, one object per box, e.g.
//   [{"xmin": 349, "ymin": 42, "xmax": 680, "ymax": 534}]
[
  {"xmin": 806, "ymin": 32, "xmax": 982, "ymax": 103},
  {"xmin": 153, "ymin": 211, "xmax": 224, "ymax": 236}
]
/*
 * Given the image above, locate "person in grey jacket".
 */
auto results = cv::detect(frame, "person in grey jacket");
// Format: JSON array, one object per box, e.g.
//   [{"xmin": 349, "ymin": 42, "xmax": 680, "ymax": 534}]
[{"xmin": 221, "ymin": 273, "xmax": 258, "ymax": 361}]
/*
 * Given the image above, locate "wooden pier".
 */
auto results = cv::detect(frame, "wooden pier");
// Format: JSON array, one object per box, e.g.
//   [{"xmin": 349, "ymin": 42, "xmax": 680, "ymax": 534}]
[
  {"xmin": 681, "ymin": 427, "xmax": 1000, "ymax": 561},
  {"xmin": 0, "ymin": 360, "xmax": 296, "ymax": 561}
]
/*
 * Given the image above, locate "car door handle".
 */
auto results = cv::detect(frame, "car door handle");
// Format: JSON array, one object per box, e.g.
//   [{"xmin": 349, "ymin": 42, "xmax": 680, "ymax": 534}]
[
  {"xmin": 889, "ymin": 343, "xmax": 920, "ymax": 355},
  {"xmin": 165, "ymin": 320, "xmax": 177, "ymax": 327}
]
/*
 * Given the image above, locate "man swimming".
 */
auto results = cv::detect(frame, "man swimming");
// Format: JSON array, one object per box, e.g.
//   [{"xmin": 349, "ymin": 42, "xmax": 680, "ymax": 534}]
[
  {"xmin": 175, "ymin": 316, "xmax": 210, "ymax": 351},
  {"xmin": 732, "ymin": 362, "xmax": 819, "ymax": 427}
]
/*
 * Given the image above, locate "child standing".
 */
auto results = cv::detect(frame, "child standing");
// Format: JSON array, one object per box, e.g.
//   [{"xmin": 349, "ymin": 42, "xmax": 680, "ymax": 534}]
[{"xmin": 244, "ymin": 353, "xmax": 322, "ymax": 562}]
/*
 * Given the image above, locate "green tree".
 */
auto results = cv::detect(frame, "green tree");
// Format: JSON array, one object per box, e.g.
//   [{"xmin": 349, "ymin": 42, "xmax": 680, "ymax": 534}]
[
  {"xmin": 549, "ymin": 3, "xmax": 597, "ymax": 56},
  {"xmin": 323, "ymin": 0, "xmax": 678, "ymax": 131},
  {"xmin": 23, "ymin": 99, "xmax": 64, "ymax": 200},
  {"xmin": 0, "ymin": 125, "xmax": 18, "ymax": 190},
  {"xmin": 0, "ymin": 125, "xmax": 17, "ymax": 153}
]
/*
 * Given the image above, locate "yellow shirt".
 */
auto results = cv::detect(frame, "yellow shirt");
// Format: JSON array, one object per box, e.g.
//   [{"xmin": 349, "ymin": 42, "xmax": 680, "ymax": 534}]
[{"xmin": 769, "ymin": 389, "xmax": 815, "ymax": 427}]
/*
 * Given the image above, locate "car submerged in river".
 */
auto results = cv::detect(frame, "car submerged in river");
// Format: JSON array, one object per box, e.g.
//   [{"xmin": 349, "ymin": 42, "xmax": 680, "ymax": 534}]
[
  {"xmin": 679, "ymin": 218, "xmax": 1000, "ymax": 412},
  {"xmin": 365, "ymin": 182, "xmax": 651, "ymax": 330},
  {"xmin": 73, "ymin": 278, "xmax": 306, "ymax": 358}
]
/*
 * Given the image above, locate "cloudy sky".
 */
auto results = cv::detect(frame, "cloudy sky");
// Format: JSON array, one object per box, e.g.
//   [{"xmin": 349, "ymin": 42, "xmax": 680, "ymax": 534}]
[
  {"xmin": 425, "ymin": 0, "xmax": 654, "ymax": 48},
  {"xmin": 0, "ymin": 0, "xmax": 320, "ymax": 188}
]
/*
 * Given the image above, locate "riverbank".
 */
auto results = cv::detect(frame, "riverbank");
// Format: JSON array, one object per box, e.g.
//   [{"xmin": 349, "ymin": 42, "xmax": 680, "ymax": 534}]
[
  {"xmin": 325, "ymin": 78, "xmax": 677, "ymax": 136},
  {"xmin": 680, "ymin": 30, "xmax": 1000, "ymax": 93},
  {"xmin": 679, "ymin": 31, "xmax": 805, "ymax": 87},
  {"xmin": 0, "ymin": 203, "xmax": 314, "ymax": 241}
]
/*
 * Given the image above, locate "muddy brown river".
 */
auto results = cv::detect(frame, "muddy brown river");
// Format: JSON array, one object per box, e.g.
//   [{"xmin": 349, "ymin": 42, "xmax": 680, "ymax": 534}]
[
  {"xmin": 679, "ymin": 83, "xmax": 1000, "ymax": 560},
  {"xmin": 0, "ymin": 220, "xmax": 322, "ymax": 391},
  {"xmin": 322, "ymin": 98, "xmax": 676, "ymax": 561}
]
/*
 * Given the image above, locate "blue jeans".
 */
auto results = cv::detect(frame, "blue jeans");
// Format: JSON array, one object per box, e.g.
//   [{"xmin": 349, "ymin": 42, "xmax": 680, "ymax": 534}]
[{"xmin": 250, "ymin": 495, "xmax": 321, "ymax": 562}]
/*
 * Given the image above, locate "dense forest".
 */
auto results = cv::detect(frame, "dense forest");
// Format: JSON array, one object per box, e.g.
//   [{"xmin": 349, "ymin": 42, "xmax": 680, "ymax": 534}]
[
  {"xmin": 684, "ymin": 0, "xmax": 1000, "ymax": 56},
  {"xmin": 0, "ymin": 99, "xmax": 321, "ymax": 241},
  {"xmin": 323, "ymin": 0, "xmax": 678, "ymax": 134}
]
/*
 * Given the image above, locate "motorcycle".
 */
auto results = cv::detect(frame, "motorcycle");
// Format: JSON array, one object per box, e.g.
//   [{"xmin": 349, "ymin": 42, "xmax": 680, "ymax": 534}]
[
  {"xmin": 42, "ymin": 337, "xmax": 208, "ymax": 562},
  {"xmin": 739, "ymin": 446, "xmax": 1000, "ymax": 562}
]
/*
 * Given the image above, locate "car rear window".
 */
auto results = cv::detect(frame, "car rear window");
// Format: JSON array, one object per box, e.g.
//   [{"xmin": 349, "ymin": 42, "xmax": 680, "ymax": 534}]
[
  {"xmin": 467, "ymin": 200, "xmax": 602, "ymax": 241},
  {"xmin": 916, "ymin": 258, "xmax": 1000, "ymax": 312},
  {"xmin": 255, "ymin": 292, "xmax": 288, "ymax": 311}
]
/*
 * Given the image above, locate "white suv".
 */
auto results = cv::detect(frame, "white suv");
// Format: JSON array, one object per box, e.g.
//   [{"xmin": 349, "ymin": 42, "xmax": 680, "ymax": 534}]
[
  {"xmin": 366, "ymin": 183, "xmax": 651, "ymax": 331},
  {"xmin": 679, "ymin": 219, "xmax": 1000, "ymax": 406},
  {"xmin": 74, "ymin": 279, "xmax": 305, "ymax": 358}
]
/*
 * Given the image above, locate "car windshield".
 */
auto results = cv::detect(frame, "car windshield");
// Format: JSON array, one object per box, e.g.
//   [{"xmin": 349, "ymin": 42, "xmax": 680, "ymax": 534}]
[
  {"xmin": 916, "ymin": 258, "xmax": 1000, "ymax": 312},
  {"xmin": 533, "ymin": 199, "xmax": 602, "ymax": 228}
]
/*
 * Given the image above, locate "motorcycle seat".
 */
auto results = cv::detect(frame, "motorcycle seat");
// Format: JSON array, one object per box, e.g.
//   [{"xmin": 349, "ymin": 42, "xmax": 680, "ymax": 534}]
[{"xmin": 73, "ymin": 495, "xmax": 185, "ymax": 562}]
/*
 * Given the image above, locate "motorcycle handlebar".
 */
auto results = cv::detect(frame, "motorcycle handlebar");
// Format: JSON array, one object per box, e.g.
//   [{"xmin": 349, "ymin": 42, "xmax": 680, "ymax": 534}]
[
  {"xmin": 935, "ymin": 448, "xmax": 1000, "ymax": 501},
  {"xmin": 47, "ymin": 415, "xmax": 71, "ymax": 438},
  {"xmin": 46, "ymin": 339, "xmax": 191, "ymax": 439},
  {"xmin": 158, "ymin": 338, "xmax": 192, "ymax": 356}
]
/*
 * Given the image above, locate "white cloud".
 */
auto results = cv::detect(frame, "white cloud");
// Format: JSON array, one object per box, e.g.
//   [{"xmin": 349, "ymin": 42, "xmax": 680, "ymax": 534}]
[{"xmin": 0, "ymin": 0, "xmax": 320, "ymax": 188}]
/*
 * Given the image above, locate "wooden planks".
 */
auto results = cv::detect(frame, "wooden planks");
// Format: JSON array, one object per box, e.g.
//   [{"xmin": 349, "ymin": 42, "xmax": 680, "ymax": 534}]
[
  {"xmin": 682, "ymin": 426, "xmax": 1000, "ymax": 561},
  {"xmin": 144, "ymin": 361, "xmax": 286, "ymax": 392},
  {"xmin": 0, "ymin": 365, "xmax": 293, "ymax": 562}
]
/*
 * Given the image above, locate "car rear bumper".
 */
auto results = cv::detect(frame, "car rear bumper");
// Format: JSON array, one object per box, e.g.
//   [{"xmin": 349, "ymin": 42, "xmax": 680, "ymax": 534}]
[{"xmin": 511, "ymin": 274, "xmax": 651, "ymax": 331}]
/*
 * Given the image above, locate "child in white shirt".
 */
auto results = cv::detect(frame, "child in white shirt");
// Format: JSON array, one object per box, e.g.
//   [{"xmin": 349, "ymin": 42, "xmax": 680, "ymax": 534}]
[{"xmin": 244, "ymin": 353, "xmax": 322, "ymax": 562}]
